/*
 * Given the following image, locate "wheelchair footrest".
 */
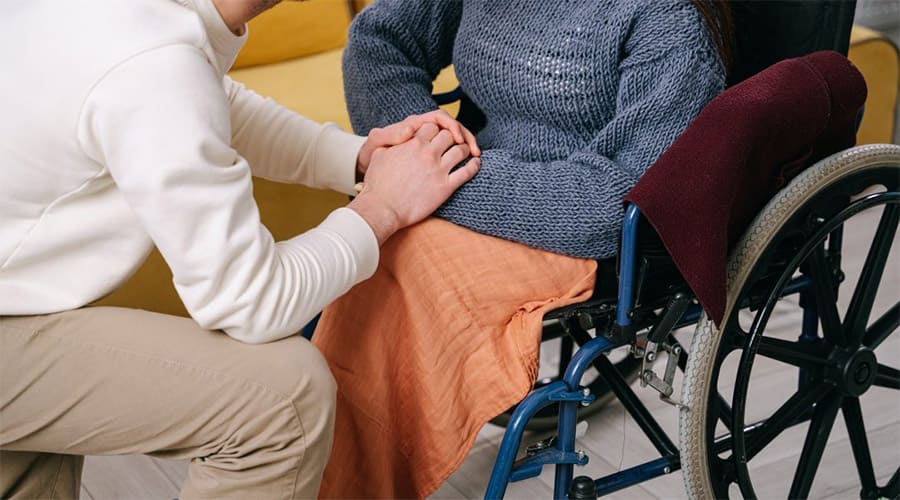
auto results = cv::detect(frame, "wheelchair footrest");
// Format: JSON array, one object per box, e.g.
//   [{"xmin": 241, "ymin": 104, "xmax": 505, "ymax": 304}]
[{"xmin": 510, "ymin": 447, "xmax": 589, "ymax": 482}]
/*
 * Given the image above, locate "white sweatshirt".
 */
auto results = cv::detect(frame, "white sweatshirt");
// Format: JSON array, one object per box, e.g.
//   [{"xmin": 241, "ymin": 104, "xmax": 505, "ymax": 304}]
[{"xmin": 0, "ymin": 0, "xmax": 378, "ymax": 343}]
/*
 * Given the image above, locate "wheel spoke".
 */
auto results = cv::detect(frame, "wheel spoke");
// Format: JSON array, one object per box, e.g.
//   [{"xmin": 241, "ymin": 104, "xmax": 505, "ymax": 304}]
[
  {"xmin": 862, "ymin": 302, "xmax": 899, "ymax": 349},
  {"xmin": 710, "ymin": 456, "xmax": 741, "ymax": 493},
  {"xmin": 756, "ymin": 336, "xmax": 828, "ymax": 371},
  {"xmin": 881, "ymin": 467, "xmax": 900, "ymax": 498},
  {"xmin": 807, "ymin": 246, "xmax": 847, "ymax": 346},
  {"xmin": 872, "ymin": 364, "xmax": 900, "ymax": 390},
  {"xmin": 558, "ymin": 335, "xmax": 573, "ymax": 380},
  {"xmin": 788, "ymin": 392, "xmax": 843, "ymax": 499},
  {"xmin": 845, "ymin": 205, "xmax": 899, "ymax": 346},
  {"xmin": 709, "ymin": 340, "xmax": 737, "ymax": 433},
  {"xmin": 717, "ymin": 392, "xmax": 734, "ymax": 431},
  {"xmin": 713, "ymin": 418, "xmax": 801, "ymax": 456},
  {"xmin": 842, "ymin": 398, "xmax": 878, "ymax": 492},
  {"xmin": 743, "ymin": 382, "xmax": 831, "ymax": 461}
]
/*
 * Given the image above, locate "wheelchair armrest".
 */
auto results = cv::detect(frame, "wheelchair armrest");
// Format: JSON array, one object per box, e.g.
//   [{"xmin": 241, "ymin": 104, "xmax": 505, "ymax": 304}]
[
  {"xmin": 433, "ymin": 87, "xmax": 463, "ymax": 105},
  {"xmin": 617, "ymin": 204, "xmax": 642, "ymax": 327},
  {"xmin": 615, "ymin": 203, "xmax": 689, "ymax": 334},
  {"xmin": 431, "ymin": 86, "xmax": 487, "ymax": 134}
]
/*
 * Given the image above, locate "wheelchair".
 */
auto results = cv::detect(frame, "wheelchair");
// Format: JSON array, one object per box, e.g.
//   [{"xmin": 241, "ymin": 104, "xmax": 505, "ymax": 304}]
[{"xmin": 428, "ymin": 1, "xmax": 900, "ymax": 498}]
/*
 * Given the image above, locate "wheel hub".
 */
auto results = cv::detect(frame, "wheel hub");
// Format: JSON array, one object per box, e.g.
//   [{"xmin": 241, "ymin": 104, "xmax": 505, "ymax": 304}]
[{"xmin": 834, "ymin": 347, "xmax": 878, "ymax": 396}]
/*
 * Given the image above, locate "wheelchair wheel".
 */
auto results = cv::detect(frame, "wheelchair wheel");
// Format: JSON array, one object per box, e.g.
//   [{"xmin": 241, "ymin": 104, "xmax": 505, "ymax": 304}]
[
  {"xmin": 680, "ymin": 144, "xmax": 900, "ymax": 499},
  {"xmin": 490, "ymin": 339, "xmax": 641, "ymax": 431}
]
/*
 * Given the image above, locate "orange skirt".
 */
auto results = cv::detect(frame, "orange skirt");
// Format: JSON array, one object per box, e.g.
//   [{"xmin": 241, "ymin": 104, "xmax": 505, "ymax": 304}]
[{"xmin": 313, "ymin": 218, "xmax": 597, "ymax": 498}]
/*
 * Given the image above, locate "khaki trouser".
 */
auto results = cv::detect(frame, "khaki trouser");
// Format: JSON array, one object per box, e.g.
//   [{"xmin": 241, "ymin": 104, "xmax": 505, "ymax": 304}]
[{"xmin": 0, "ymin": 307, "xmax": 336, "ymax": 499}]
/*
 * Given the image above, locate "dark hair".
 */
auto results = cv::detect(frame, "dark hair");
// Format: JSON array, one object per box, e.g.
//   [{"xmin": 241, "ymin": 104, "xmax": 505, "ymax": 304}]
[{"xmin": 690, "ymin": 0, "xmax": 734, "ymax": 71}]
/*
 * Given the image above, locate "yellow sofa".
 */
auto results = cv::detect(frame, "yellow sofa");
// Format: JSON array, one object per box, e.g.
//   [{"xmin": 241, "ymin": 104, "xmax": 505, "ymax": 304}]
[
  {"xmin": 848, "ymin": 25, "xmax": 900, "ymax": 144},
  {"xmin": 94, "ymin": 3, "xmax": 898, "ymax": 316}
]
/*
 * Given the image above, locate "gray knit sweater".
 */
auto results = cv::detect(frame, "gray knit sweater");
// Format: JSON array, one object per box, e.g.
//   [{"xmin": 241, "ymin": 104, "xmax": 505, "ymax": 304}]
[{"xmin": 343, "ymin": 0, "xmax": 725, "ymax": 259}]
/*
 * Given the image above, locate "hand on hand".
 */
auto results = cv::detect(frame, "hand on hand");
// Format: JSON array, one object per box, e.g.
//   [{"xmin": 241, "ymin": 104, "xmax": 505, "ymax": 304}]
[
  {"xmin": 348, "ymin": 122, "xmax": 481, "ymax": 245},
  {"xmin": 356, "ymin": 109, "xmax": 480, "ymax": 175}
]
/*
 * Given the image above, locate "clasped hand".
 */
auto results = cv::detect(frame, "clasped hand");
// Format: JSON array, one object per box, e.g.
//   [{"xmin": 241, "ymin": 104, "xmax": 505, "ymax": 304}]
[{"xmin": 349, "ymin": 110, "xmax": 481, "ymax": 245}]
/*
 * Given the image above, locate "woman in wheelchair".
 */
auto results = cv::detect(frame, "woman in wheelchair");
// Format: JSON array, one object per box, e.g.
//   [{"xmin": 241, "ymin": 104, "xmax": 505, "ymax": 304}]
[{"xmin": 309, "ymin": 0, "xmax": 733, "ymax": 497}]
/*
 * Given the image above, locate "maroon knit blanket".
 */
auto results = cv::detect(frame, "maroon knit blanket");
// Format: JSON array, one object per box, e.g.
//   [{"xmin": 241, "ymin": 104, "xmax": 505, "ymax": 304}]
[{"xmin": 624, "ymin": 51, "xmax": 867, "ymax": 325}]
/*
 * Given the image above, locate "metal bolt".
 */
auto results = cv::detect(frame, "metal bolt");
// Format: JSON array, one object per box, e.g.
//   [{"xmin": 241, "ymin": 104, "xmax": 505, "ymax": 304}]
[
  {"xmin": 577, "ymin": 450, "xmax": 586, "ymax": 460},
  {"xmin": 854, "ymin": 363, "xmax": 871, "ymax": 384},
  {"xmin": 642, "ymin": 371, "xmax": 654, "ymax": 382},
  {"xmin": 646, "ymin": 351, "xmax": 657, "ymax": 362},
  {"xmin": 663, "ymin": 466, "xmax": 671, "ymax": 474},
  {"xmin": 582, "ymin": 387, "xmax": 591, "ymax": 397},
  {"xmin": 673, "ymin": 345, "xmax": 682, "ymax": 356}
]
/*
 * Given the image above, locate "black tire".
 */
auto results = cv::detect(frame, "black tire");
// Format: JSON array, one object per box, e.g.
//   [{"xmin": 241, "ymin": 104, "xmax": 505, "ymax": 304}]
[{"xmin": 680, "ymin": 144, "xmax": 900, "ymax": 499}]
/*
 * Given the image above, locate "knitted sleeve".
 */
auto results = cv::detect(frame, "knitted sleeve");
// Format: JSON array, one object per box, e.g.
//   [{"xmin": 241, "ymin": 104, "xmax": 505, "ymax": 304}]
[
  {"xmin": 342, "ymin": 0, "xmax": 462, "ymax": 135},
  {"xmin": 434, "ymin": 8, "xmax": 726, "ymax": 259}
]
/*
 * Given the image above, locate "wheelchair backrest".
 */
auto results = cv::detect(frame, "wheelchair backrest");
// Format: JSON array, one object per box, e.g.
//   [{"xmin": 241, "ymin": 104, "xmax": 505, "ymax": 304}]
[
  {"xmin": 727, "ymin": 0, "xmax": 858, "ymax": 86},
  {"xmin": 619, "ymin": 0, "xmax": 860, "ymax": 308}
]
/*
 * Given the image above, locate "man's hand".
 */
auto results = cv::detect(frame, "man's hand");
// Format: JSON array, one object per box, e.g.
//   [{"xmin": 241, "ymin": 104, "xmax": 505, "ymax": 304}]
[
  {"xmin": 356, "ymin": 110, "xmax": 480, "ymax": 175},
  {"xmin": 348, "ymin": 122, "xmax": 480, "ymax": 245}
]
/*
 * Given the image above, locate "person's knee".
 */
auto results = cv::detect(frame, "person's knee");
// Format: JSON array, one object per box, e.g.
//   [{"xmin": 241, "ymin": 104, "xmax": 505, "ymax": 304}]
[
  {"xmin": 180, "ymin": 338, "xmax": 336, "ymax": 499},
  {"xmin": 204, "ymin": 337, "xmax": 336, "ymax": 475},
  {"xmin": 256, "ymin": 337, "xmax": 336, "ymax": 485},
  {"xmin": 285, "ymin": 338, "xmax": 337, "ymax": 436},
  {"xmin": 264, "ymin": 336, "xmax": 334, "ymax": 402},
  {"xmin": 243, "ymin": 336, "xmax": 336, "ymax": 443}
]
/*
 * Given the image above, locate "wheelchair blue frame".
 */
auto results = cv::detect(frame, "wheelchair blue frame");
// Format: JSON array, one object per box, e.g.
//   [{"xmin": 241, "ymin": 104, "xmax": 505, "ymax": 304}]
[
  {"xmin": 485, "ymin": 204, "xmax": 679, "ymax": 499},
  {"xmin": 484, "ymin": 203, "xmax": 822, "ymax": 499}
]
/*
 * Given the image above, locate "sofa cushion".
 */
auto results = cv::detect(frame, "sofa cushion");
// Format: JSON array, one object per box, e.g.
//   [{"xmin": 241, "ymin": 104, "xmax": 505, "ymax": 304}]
[
  {"xmin": 232, "ymin": 48, "xmax": 353, "ymax": 129},
  {"xmin": 848, "ymin": 25, "xmax": 899, "ymax": 144},
  {"xmin": 230, "ymin": 49, "xmax": 461, "ymax": 130},
  {"xmin": 232, "ymin": 0, "xmax": 351, "ymax": 69}
]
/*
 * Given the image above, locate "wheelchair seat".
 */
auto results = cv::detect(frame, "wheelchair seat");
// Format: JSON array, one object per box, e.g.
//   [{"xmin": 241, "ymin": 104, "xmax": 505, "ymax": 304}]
[{"xmin": 625, "ymin": 50, "xmax": 866, "ymax": 325}]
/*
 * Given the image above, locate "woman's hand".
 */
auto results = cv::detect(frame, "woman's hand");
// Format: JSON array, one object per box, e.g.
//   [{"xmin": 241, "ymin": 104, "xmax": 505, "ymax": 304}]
[
  {"xmin": 356, "ymin": 110, "xmax": 480, "ymax": 175},
  {"xmin": 348, "ymin": 122, "xmax": 481, "ymax": 245}
]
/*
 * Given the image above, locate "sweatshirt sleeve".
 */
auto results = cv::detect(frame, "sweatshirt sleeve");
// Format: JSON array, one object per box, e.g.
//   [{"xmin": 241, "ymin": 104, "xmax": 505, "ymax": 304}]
[
  {"xmin": 77, "ymin": 44, "xmax": 379, "ymax": 344},
  {"xmin": 342, "ymin": 0, "xmax": 462, "ymax": 135},
  {"xmin": 434, "ymin": 8, "xmax": 726, "ymax": 259},
  {"xmin": 223, "ymin": 76, "xmax": 365, "ymax": 195}
]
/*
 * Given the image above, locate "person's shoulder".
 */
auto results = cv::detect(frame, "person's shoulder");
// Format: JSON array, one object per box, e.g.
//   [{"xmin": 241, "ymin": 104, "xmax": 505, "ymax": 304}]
[
  {"xmin": 626, "ymin": 0, "xmax": 707, "ymax": 33},
  {"xmin": 82, "ymin": 0, "xmax": 208, "ymax": 58},
  {"xmin": 7, "ymin": 1, "xmax": 212, "ymax": 100},
  {"xmin": 621, "ymin": 0, "xmax": 718, "ymax": 59}
]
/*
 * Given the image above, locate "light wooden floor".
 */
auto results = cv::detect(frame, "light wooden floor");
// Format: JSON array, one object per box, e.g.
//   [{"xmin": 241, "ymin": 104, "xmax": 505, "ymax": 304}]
[{"xmin": 81, "ymin": 203, "xmax": 900, "ymax": 498}]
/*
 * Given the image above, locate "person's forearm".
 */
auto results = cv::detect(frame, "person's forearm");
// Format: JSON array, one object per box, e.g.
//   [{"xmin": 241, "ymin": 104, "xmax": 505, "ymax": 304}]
[{"xmin": 226, "ymin": 77, "xmax": 365, "ymax": 193}]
